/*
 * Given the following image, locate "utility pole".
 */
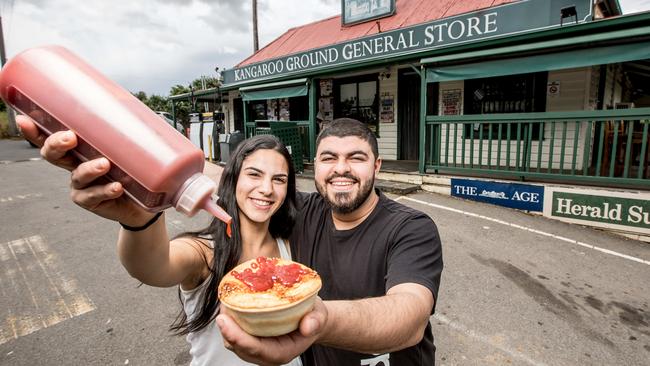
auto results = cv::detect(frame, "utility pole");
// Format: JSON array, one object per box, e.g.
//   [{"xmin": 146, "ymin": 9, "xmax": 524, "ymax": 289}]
[
  {"xmin": 0, "ymin": 15, "xmax": 18, "ymax": 137},
  {"xmin": 252, "ymin": 0, "xmax": 259, "ymax": 52}
]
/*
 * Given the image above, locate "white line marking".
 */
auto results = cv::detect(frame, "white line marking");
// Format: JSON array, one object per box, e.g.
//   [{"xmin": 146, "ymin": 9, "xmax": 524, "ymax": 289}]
[
  {"xmin": 396, "ymin": 196, "xmax": 650, "ymax": 266},
  {"xmin": 7, "ymin": 239, "xmax": 48, "ymax": 329},
  {"xmin": 0, "ymin": 157, "xmax": 43, "ymax": 164},
  {"xmin": 0, "ymin": 193, "xmax": 43, "ymax": 203},
  {"xmin": 433, "ymin": 313, "xmax": 548, "ymax": 366},
  {"xmin": 25, "ymin": 237, "xmax": 74, "ymax": 318},
  {"xmin": 0, "ymin": 236, "xmax": 95, "ymax": 345}
]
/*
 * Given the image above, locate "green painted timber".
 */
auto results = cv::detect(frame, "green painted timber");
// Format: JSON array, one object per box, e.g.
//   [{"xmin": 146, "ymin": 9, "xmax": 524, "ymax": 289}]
[
  {"xmin": 308, "ymin": 79, "xmax": 317, "ymax": 160},
  {"xmin": 423, "ymin": 108, "xmax": 650, "ymax": 188},
  {"xmin": 418, "ymin": 66, "xmax": 426, "ymax": 173}
]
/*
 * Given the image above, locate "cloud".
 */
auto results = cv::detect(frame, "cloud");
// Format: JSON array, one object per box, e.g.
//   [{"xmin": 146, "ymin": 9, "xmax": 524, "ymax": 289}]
[{"xmin": 620, "ymin": 0, "xmax": 650, "ymax": 13}]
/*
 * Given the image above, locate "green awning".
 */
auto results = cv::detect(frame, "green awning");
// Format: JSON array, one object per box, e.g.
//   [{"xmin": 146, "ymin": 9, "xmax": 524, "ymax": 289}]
[
  {"xmin": 239, "ymin": 78, "xmax": 309, "ymax": 101},
  {"xmin": 426, "ymin": 41, "xmax": 650, "ymax": 83}
]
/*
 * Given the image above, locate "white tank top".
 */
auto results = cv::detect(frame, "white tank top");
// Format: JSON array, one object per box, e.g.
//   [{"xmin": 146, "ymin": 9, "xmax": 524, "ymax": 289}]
[{"xmin": 180, "ymin": 238, "xmax": 302, "ymax": 366}]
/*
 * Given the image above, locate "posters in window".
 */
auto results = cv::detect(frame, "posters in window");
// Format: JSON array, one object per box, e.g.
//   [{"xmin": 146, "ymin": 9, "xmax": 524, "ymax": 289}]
[
  {"xmin": 267, "ymin": 99, "xmax": 278, "ymax": 121},
  {"xmin": 380, "ymin": 93, "xmax": 394, "ymax": 123},
  {"xmin": 279, "ymin": 98, "xmax": 290, "ymax": 121},
  {"xmin": 442, "ymin": 89, "xmax": 462, "ymax": 116},
  {"xmin": 319, "ymin": 97, "xmax": 333, "ymax": 123},
  {"xmin": 320, "ymin": 79, "xmax": 333, "ymax": 97}
]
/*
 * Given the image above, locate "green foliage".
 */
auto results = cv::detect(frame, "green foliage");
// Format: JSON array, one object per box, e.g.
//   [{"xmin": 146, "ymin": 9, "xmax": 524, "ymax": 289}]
[
  {"xmin": 0, "ymin": 110, "xmax": 9, "ymax": 138},
  {"xmin": 190, "ymin": 76, "xmax": 219, "ymax": 90},
  {"xmin": 147, "ymin": 94, "xmax": 169, "ymax": 113},
  {"xmin": 129, "ymin": 76, "xmax": 220, "ymax": 127},
  {"xmin": 0, "ymin": 99, "xmax": 6, "ymax": 112},
  {"xmin": 133, "ymin": 91, "xmax": 147, "ymax": 102},
  {"xmin": 169, "ymin": 84, "xmax": 191, "ymax": 125}
]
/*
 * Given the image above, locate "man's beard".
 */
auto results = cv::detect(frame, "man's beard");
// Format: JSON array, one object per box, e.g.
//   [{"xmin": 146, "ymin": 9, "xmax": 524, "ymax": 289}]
[{"xmin": 316, "ymin": 172, "xmax": 375, "ymax": 214}]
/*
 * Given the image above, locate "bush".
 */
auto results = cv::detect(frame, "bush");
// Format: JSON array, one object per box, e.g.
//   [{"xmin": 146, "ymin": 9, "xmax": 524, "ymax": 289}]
[{"xmin": 0, "ymin": 111, "xmax": 9, "ymax": 139}]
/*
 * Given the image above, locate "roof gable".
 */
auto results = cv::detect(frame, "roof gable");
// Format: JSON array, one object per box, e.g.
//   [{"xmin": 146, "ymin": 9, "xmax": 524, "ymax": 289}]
[{"xmin": 238, "ymin": 0, "xmax": 516, "ymax": 67}]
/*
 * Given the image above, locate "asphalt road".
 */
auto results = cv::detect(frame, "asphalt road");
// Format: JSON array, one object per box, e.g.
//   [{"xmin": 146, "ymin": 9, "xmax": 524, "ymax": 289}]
[{"xmin": 1, "ymin": 140, "xmax": 649, "ymax": 365}]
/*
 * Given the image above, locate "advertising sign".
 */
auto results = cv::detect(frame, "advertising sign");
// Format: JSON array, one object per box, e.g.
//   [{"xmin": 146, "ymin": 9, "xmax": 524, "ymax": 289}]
[
  {"xmin": 451, "ymin": 179, "xmax": 544, "ymax": 212},
  {"xmin": 223, "ymin": 0, "xmax": 592, "ymax": 85},
  {"xmin": 342, "ymin": 0, "xmax": 396, "ymax": 26},
  {"xmin": 544, "ymin": 187, "xmax": 650, "ymax": 234}
]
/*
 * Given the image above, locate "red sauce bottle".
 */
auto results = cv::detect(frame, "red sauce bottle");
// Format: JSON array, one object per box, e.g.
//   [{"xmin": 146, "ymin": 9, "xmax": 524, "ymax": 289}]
[{"xmin": 0, "ymin": 46, "xmax": 232, "ymax": 228}]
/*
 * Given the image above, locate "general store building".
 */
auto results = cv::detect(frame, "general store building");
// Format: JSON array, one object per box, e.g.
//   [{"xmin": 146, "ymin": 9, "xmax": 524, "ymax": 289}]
[{"xmin": 188, "ymin": 0, "xmax": 650, "ymax": 239}]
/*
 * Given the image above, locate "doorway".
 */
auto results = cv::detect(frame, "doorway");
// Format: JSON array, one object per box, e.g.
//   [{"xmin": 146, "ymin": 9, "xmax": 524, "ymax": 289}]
[
  {"xmin": 233, "ymin": 97, "xmax": 244, "ymax": 132},
  {"xmin": 398, "ymin": 69, "xmax": 420, "ymax": 160}
]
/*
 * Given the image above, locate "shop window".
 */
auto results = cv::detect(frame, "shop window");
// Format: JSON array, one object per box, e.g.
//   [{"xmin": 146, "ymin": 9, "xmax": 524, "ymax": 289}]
[
  {"xmin": 289, "ymin": 96, "xmax": 309, "ymax": 121},
  {"xmin": 248, "ymin": 100, "xmax": 267, "ymax": 121},
  {"xmin": 233, "ymin": 97, "xmax": 244, "ymax": 131},
  {"xmin": 427, "ymin": 83, "xmax": 439, "ymax": 116},
  {"xmin": 463, "ymin": 72, "xmax": 548, "ymax": 140},
  {"xmin": 250, "ymin": 97, "xmax": 308, "ymax": 122},
  {"xmin": 334, "ymin": 74, "xmax": 379, "ymax": 135}
]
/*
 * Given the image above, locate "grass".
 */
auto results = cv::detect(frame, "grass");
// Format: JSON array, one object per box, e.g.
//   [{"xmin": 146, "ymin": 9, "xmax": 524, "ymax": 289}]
[
  {"xmin": 0, "ymin": 110, "xmax": 8, "ymax": 138},
  {"xmin": 0, "ymin": 110, "xmax": 22, "ymax": 139}
]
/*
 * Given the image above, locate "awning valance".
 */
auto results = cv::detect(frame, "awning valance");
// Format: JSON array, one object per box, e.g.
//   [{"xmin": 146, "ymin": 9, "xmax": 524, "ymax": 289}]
[
  {"xmin": 239, "ymin": 78, "xmax": 309, "ymax": 101},
  {"xmin": 426, "ymin": 41, "xmax": 650, "ymax": 83},
  {"xmin": 423, "ymin": 25, "xmax": 650, "ymax": 83}
]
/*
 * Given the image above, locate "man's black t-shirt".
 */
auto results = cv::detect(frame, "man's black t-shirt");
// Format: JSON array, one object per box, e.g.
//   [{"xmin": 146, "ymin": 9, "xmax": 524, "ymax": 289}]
[{"xmin": 290, "ymin": 190, "xmax": 443, "ymax": 366}]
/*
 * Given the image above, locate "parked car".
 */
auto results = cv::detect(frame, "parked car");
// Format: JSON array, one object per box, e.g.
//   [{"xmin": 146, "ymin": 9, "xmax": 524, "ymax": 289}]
[{"xmin": 155, "ymin": 111, "xmax": 185, "ymax": 135}]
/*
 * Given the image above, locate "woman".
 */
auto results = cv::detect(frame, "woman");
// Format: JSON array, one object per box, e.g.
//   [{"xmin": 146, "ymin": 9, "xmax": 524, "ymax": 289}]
[
  {"xmin": 166, "ymin": 135, "xmax": 301, "ymax": 365},
  {"xmin": 25, "ymin": 118, "xmax": 301, "ymax": 366}
]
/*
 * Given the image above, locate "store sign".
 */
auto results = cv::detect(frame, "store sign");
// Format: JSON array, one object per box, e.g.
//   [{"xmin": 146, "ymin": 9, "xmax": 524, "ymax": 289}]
[
  {"xmin": 451, "ymin": 179, "xmax": 544, "ymax": 212},
  {"xmin": 223, "ymin": 0, "xmax": 592, "ymax": 85},
  {"xmin": 544, "ymin": 188, "xmax": 650, "ymax": 234},
  {"xmin": 342, "ymin": 0, "xmax": 395, "ymax": 26}
]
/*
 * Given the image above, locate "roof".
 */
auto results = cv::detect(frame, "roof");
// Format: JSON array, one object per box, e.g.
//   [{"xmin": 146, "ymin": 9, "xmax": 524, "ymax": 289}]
[{"xmin": 238, "ymin": 0, "xmax": 517, "ymax": 67}]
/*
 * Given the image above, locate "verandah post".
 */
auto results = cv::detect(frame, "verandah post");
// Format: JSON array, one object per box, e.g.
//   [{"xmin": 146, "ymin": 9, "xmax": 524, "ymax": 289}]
[{"xmin": 419, "ymin": 65, "xmax": 427, "ymax": 174}]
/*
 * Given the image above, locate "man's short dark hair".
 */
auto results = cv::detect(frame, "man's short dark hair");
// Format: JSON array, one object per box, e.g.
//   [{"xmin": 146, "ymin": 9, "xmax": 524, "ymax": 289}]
[{"xmin": 316, "ymin": 118, "xmax": 379, "ymax": 159}]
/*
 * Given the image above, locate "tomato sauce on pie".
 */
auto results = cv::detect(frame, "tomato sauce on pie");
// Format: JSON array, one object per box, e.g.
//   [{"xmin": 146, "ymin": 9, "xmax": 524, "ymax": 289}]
[{"xmin": 231, "ymin": 257, "xmax": 310, "ymax": 292}]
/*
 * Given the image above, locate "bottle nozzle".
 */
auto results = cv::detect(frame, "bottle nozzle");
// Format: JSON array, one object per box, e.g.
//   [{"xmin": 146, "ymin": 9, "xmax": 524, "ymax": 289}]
[
  {"xmin": 203, "ymin": 199, "xmax": 233, "ymax": 238},
  {"xmin": 203, "ymin": 198, "xmax": 232, "ymax": 225}
]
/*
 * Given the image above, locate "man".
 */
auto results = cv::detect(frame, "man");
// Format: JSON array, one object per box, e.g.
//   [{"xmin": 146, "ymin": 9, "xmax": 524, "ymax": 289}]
[
  {"xmin": 217, "ymin": 118, "xmax": 443, "ymax": 366},
  {"xmin": 19, "ymin": 115, "xmax": 442, "ymax": 365}
]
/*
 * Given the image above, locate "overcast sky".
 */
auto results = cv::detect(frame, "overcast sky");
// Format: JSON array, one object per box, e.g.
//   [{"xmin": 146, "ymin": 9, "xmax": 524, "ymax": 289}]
[{"xmin": 1, "ymin": 0, "xmax": 649, "ymax": 96}]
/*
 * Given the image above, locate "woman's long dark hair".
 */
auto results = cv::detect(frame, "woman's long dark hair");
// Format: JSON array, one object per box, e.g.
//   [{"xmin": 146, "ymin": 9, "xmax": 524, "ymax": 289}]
[{"xmin": 170, "ymin": 134, "xmax": 297, "ymax": 335}]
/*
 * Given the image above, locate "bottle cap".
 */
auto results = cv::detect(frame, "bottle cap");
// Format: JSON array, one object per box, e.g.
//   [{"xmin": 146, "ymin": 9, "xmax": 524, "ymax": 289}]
[{"xmin": 174, "ymin": 174, "xmax": 231, "ymax": 225}]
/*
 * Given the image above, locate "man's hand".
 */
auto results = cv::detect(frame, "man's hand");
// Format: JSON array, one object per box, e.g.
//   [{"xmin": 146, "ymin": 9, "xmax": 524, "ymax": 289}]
[
  {"xmin": 17, "ymin": 115, "xmax": 80, "ymax": 171},
  {"xmin": 15, "ymin": 115, "xmax": 153, "ymax": 226},
  {"xmin": 217, "ymin": 297, "xmax": 327, "ymax": 366}
]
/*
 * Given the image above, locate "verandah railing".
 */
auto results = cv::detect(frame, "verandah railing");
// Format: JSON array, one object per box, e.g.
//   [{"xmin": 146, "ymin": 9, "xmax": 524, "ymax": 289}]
[
  {"xmin": 245, "ymin": 120, "xmax": 312, "ymax": 161},
  {"xmin": 423, "ymin": 108, "xmax": 650, "ymax": 188}
]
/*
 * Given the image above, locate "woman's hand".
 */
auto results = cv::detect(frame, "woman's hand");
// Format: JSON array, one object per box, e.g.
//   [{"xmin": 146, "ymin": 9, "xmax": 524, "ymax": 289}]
[{"xmin": 16, "ymin": 115, "xmax": 154, "ymax": 226}]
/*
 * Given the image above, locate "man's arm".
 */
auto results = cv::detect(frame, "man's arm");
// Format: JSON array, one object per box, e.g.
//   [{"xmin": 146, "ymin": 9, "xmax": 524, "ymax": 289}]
[
  {"xmin": 319, "ymin": 282, "xmax": 433, "ymax": 354},
  {"xmin": 17, "ymin": 115, "xmax": 210, "ymax": 290}
]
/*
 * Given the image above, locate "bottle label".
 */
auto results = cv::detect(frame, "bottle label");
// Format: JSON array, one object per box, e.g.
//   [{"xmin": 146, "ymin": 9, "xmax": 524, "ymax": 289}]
[{"xmin": 7, "ymin": 87, "xmax": 166, "ymax": 209}]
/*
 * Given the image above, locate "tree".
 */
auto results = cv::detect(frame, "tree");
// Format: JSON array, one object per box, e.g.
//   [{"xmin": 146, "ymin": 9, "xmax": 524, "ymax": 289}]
[
  {"xmin": 147, "ymin": 94, "xmax": 169, "ymax": 112},
  {"xmin": 169, "ymin": 84, "xmax": 192, "ymax": 125},
  {"xmin": 133, "ymin": 91, "xmax": 148, "ymax": 102},
  {"xmin": 189, "ymin": 76, "xmax": 220, "ymax": 90},
  {"xmin": 127, "ymin": 76, "xmax": 220, "ymax": 127}
]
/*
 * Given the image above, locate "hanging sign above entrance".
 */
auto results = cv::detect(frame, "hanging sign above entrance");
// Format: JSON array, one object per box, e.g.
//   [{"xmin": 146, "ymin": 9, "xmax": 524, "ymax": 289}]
[
  {"xmin": 342, "ymin": 0, "xmax": 396, "ymax": 26},
  {"xmin": 223, "ymin": 0, "xmax": 592, "ymax": 86}
]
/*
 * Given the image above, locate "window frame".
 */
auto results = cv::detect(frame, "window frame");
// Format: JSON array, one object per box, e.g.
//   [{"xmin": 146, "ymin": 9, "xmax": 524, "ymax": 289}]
[
  {"xmin": 463, "ymin": 72, "xmax": 548, "ymax": 141},
  {"xmin": 333, "ymin": 73, "xmax": 380, "ymax": 136}
]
